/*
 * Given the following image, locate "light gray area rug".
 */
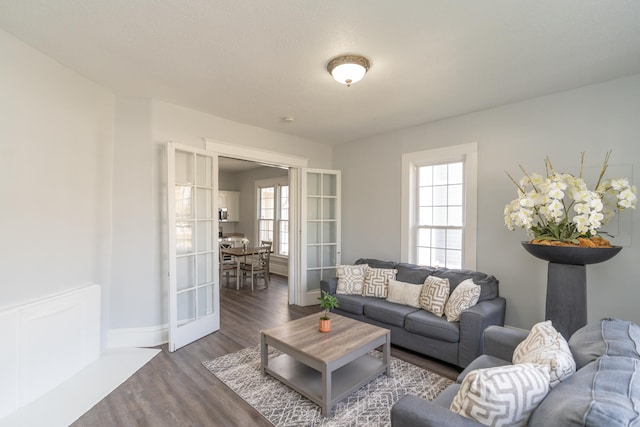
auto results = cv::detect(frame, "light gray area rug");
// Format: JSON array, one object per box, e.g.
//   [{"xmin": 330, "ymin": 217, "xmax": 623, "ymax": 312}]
[{"xmin": 203, "ymin": 346, "xmax": 453, "ymax": 427}]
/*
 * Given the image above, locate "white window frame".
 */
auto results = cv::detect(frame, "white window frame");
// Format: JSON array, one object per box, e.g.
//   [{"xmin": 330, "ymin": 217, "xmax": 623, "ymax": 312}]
[
  {"xmin": 401, "ymin": 142, "xmax": 478, "ymax": 269},
  {"xmin": 255, "ymin": 176, "xmax": 289, "ymax": 258}
]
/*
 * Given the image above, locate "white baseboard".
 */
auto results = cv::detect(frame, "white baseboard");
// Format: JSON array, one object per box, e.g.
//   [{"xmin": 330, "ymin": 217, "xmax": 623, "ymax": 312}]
[{"xmin": 107, "ymin": 324, "xmax": 167, "ymax": 349}]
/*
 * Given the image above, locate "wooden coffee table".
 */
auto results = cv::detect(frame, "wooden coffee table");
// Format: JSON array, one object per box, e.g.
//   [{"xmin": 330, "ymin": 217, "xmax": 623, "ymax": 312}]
[{"xmin": 260, "ymin": 312, "xmax": 391, "ymax": 416}]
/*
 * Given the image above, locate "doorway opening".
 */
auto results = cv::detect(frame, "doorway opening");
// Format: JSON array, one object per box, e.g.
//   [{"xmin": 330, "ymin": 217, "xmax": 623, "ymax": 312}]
[{"xmin": 218, "ymin": 156, "xmax": 290, "ymax": 292}]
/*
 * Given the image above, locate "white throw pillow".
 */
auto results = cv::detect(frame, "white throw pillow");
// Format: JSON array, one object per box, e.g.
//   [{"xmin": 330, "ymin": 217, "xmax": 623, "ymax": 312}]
[
  {"xmin": 444, "ymin": 278, "xmax": 480, "ymax": 322},
  {"xmin": 362, "ymin": 268, "xmax": 397, "ymax": 298},
  {"xmin": 419, "ymin": 276, "xmax": 450, "ymax": 317},
  {"xmin": 386, "ymin": 278, "xmax": 422, "ymax": 308},
  {"xmin": 335, "ymin": 264, "xmax": 368, "ymax": 295},
  {"xmin": 450, "ymin": 363, "xmax": 550, "ymax": 427},
  {"xmin": 512, "ymin": 320, "xmax": 576, "ymax": 388}
]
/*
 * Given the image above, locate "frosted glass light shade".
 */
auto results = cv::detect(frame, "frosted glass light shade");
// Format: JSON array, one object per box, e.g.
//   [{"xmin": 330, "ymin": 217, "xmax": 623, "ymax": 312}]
[{"xmin": 327, "ymin": 55, "xmax": 370, "ymax": 87}]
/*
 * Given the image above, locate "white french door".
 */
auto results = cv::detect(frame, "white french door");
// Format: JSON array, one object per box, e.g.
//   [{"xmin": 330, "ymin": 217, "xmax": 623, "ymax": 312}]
[
  {"xmin": 167, "ymin": 142, "xmax": 220, "ymax": 352},
  {"xmin": 300, "ymin": 169, "xmax": 341, "ymax": 306}
]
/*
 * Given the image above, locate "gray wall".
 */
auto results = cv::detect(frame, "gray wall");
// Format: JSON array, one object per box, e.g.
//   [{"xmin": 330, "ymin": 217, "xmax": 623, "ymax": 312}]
[
  {"xmin": 334, "ymin": 73, "xmax": 640, "ymax": 329},
  {"xmin": 0, "ymin": 29, "xmax": 115, "ymax": 345}
]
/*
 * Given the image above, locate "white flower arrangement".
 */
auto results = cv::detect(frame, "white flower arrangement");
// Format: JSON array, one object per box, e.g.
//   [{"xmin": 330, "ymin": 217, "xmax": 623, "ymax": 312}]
[
  {"xmin": 241, "ymin": 237, "xmax": 249, "ymax": 246},
  {"xmin": 504, "ymin": 151, "xmax": 637, "ymax": 244}
]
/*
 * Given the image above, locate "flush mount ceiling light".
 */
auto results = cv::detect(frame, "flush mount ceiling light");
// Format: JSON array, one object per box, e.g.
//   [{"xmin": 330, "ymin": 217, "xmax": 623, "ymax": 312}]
[{"xmin": 326, "ymin": 54, "xmax": 371, "ymax": 87}]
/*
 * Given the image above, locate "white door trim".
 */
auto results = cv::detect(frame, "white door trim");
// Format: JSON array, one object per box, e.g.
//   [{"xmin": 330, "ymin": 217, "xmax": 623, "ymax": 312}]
[{"xmin": 204, "ymin": 138, "xmax": 309, "ymax": 305}]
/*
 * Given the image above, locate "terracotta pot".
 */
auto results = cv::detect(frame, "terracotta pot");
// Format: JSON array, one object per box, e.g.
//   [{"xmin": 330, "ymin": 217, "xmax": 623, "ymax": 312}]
[{"xmin": 319, "ymin": 318, "xmax": 331, "ymax": 333}]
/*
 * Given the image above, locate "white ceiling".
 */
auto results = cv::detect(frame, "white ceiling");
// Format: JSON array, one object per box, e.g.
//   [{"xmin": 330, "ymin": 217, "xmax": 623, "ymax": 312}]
[{"xmin": 2, "ymin": 1, "xmax": 640, "ymax": 145}]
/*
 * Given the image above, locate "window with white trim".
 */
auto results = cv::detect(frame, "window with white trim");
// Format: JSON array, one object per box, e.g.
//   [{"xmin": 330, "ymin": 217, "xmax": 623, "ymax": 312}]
[
  {"xmin": 257, "ymin": 177, "xmax": 289, "ymax": 257},
  {"xmin": 401, "ymin": 143, "xmax": 477, "ymax": 269}
]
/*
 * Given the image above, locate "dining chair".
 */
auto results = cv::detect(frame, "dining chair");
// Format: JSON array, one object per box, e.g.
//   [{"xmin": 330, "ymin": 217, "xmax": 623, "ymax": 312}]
[
  {"xmin": 239, "ymin": 245, "xmax": 271, "ymax": 291},
  {"xmin": 259, "ymin": 240, "xmax": 273, "ymax": 281},
  {"xmin": 219, "ymin": 242, "xmax": 237, "ymax": 287}
]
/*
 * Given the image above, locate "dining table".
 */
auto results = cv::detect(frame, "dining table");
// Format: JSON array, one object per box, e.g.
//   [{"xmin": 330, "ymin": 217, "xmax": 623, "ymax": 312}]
[{"xmin": 220, "ymin": 246, "xmax": 271, "ymax": 290}]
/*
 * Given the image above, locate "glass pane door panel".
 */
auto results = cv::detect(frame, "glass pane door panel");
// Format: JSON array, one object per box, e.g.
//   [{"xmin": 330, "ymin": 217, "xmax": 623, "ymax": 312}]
[
  {"xmin": 322, "ymin": 245, "xmax": 336, "ymax": 266},
  {"xmin": 306, "ymin": 270, "xmax": 321, "ymax": 291},
  {"xmin": 322, "ymin": 198, "xmax": 336, "ymax": 220},
  {"xmin": 196, "ymin": 155, "xmax": 212, "ymax": 186},
  {"xmin": 175, "ymin": 151, "xmax": 194, "ymax": 184},
  {"xmin": 196, "ymin": 221, "xmax": 214, "ymax": 252},
  {"xmin": 307, "ymin": 173, "xmax": 321, "ymax": 195},
  {"xmin": 322, "ymin": 267, "xmax": 336, "ymax": 280},
  {"xmin": 323, "ymin": 174, "xmax": 337, "ymax": 196},
  {"xmin": 197, "ymin": 285, "xmax": 214, "ymax": 317},
  {"xmin": 176, "ymin": 221, "xmax": 194, "ymax": 254},
  {"xmin": 322, "ymin": 222, "xmax": 337, "ymax": 243},
  {"xmin": 196, "ymin": 253, "xmax": 214, "ymax": 285},
  {"xmin": 196, "ymin": 188, "xmax": 213, "ymax": 219},
  {"xmin": 307, "ymin": 197, "xmax": 320, "ymax": 220},
  {"xmin": 175, "ymin": 186, "xmax": 194, "ymax": 219},
  {"xmin": 177, "ymin": 290, "xmax": 195, "ymax": 323},
  {"xmin": 307, "ymin": 245, "xmax": 320, "ymax": 268},
  {"xmin": 307, "ymin": 222, "xmax": 321, "ymax": 244},
  {"xmin": 177, "ymin": 255, "xmax": 195, "ymax": 291}
]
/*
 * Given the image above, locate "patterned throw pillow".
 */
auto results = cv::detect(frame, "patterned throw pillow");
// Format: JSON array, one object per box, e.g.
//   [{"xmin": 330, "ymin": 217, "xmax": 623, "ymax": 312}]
[
  {"xmin": 419, "ymin": 276, "xmax": 450, "ymax": 317},
  {"xmin": 386, "ymin": 278, "xmax": 422, "ymax": 308},
  {"xmin": 444, "ymin": 278, "xmax": 480, "ymax": 322},
  {"xmin": 335, "ymin": 264, "xmax": 368, "ymax": 295},
  {"xmin": 362, "ymin": 268, "xmax": 397, "ymax": 298},
  {"xmin": 513, "ymin": 320, "xmax": 576, "ymax": 388},
  {"xmin": 450, "ymin": 363, "xmax": 550, "ymax": 427}
]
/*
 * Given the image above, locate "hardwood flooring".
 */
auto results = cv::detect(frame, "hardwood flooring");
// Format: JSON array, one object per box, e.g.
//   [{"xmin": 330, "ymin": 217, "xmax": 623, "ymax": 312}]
[{"xmin": 72, "ymin": 275, "xmax": 459, "ymax": 427}]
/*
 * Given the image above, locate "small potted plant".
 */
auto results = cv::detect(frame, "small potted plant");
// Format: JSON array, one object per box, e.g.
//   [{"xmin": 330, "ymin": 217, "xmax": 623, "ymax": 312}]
[{"xmin": 317, "ymin": 290, "xmax": 339, "ymax": 333}]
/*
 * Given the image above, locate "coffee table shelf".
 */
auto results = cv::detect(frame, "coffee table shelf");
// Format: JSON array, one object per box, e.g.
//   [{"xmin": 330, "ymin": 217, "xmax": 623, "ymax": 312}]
[
  {"xmin": 260, "ymin": 313, "xmax": 391, "ymax": 416},
  {"xmin": 265, "ymin": 352, "xmax": 386, "ymax": 408}
]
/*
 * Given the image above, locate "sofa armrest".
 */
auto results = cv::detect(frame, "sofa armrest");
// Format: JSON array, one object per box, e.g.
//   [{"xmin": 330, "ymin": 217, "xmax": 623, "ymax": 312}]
[
  {"xmin": 320, "ymin": 278, "xmax": 338, "ymax": 295},
  {"xmin": 391, "ymin": 395, "xmax": 483, "ymax": 427},
  {"xmin": 457, "ymin": 297, "xmax": 506, "ymax": 367},
  {"xmin": 482, "ymin": 325, "xmax": 529, "ymax": 361}
]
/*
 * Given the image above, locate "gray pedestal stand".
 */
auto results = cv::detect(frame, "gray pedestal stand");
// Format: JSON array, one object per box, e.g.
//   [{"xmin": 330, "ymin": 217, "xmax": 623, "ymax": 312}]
[
  {"xmin": 546, "ymin": 263, "xmax": 587, "ymax": 340},
  {"xmin": 521, "ymin": 242, "xmax": 622, "ymax": 340}
]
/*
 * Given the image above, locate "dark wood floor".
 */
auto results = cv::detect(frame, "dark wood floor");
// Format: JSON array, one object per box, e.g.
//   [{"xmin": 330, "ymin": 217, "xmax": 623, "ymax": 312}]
[{"xmin": 73, "ymin": 275, "xmax": 459, "ymax": 427}]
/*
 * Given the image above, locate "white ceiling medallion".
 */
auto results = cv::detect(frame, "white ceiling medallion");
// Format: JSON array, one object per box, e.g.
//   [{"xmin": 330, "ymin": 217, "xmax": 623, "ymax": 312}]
[{"xmin": 326, "ymin": 55, "xmax": 371, "ymax": 87}]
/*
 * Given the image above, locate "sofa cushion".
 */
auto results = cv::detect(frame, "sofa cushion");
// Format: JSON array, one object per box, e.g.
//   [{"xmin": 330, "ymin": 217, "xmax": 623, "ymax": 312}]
[
  {"xmin": 386, "ymin": 279, "xmax": 422, "ymax": 308},
  {"xmin": 405, "ymin": 310, "xmax": 460, "ymax": 343},
  {"xmin": 433, "ymin": 268, "xmax": 499, "ymax": 302},
  {"xmin": 419, "ymin": 276, "xmax": 450, "ymax": 317},
  {"xmin": 451, "ymin": 363, "xmax": 550, "ymax": 427},
  {"xmin": 334, "ymin": 294, "xmax": 369, "ymax": 315},
  {"xmin": 457, "ymin": 354, "xmax": 512, "ymax": 383},
  {"xmin": 568, "ymin": 318, "xmax": 640, "ymax": 370},
  {"xmin": 355, "ymin": 258, "xmax": 397, "ymax": 270},
  {"xmin": 362, "ymin": 267, "xmax": 397, "ymax": 298},
  {"xmin": 395, "ymin": 263, "xmax": 438, "ymax": 284},
  {"xmin": 444, "ymin": 279, "xmax": 480, "ymax": 322},
  {"xmin": 529, "ymin": 356, "xmax": 640, "ymax": 427},
  {"xmin": 433, "ymin": 383, "xmax": 461, "ymax": 407},
  {"xmin": 513, "ymin": 320, "xmax": 576, "ymax": 388},
  {"xmin": 363, "ymin": 299, "xmax": 419, "ymax": 327},
  {"xmin": 335, "ymin": 264, "xmax": 368, "ymax": 295}
]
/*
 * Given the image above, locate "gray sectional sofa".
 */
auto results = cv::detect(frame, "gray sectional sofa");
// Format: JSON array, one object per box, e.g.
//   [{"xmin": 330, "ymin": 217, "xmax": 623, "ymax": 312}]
[
  {"xmin": 391, "ymin": 318, "xmax": 640, "ymax": 426},
  {"xmin": 319, "ymin": 258, "xmax": 506, "ymax": 368}
]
